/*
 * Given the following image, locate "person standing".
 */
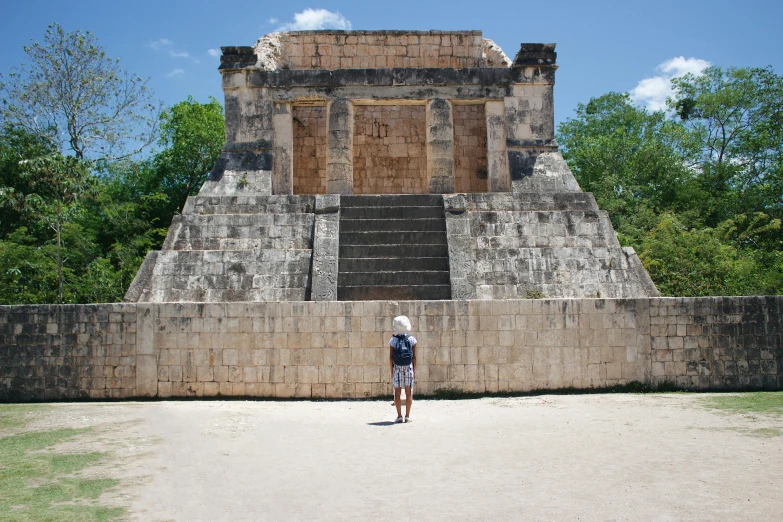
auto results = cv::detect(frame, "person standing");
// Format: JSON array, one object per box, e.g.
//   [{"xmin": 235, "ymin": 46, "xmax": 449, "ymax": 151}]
[{"xmin": 389, "ymin": 315, "xmax": 416, "ymax": 423}]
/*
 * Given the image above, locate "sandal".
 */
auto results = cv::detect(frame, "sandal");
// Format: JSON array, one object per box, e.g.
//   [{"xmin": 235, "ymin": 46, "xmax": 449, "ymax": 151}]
[{"xmin": 394, "ymin": 416, "xmax": 404, "ymax": 423}]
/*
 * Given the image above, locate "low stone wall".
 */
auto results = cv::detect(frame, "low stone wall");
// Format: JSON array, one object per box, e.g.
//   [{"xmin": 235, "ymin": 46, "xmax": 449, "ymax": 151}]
[{"xmin": 1, "ymin": 297, "xmax": 781, "ymax": 401}]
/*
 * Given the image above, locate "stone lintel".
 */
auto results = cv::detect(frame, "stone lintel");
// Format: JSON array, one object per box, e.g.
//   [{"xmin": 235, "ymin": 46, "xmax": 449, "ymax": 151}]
[{"xmin": 238, "ymin": 67, "xmax": 556, "ymax": 88}]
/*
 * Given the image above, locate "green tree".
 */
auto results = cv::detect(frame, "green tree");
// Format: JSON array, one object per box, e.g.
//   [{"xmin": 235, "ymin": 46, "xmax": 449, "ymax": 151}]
[
  {"xmin": 558, "ymin": 68, "xmax": 783, "ymax": 297},
  {"xmin": 639, "ymin": 214, "xmax": 780, "ymax": 296},
  {"xmin": 0, "ymin": 125, "xmax": 55, "ymax": 237},
  {"xmin": 0, "ymin": 23, "xmax": 160, "ymax": 161},
  {"xmin": 0, "ymin": 228, "xmax": 60, "ymax": 304},
  {"xmin": 1, "ymin": 155, "xmax": 93, "ymax": 303},
  {"xmin": 154, "ymin": 96, "xmax": 224, "ymax": 212},
  {"xmin": 670, "ymin": 66, "xmax": 783, "ymax": 228},
  {"xmin": 557, "ymin": 92, "xmax": 700, "ymax": 244}
]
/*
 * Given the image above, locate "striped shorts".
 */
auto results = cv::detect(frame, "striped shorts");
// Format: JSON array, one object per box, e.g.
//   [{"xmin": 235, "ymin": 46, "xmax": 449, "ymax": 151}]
[{"xmin": 393, "ymin": 364, "xmax": 414, "ymax": 388}]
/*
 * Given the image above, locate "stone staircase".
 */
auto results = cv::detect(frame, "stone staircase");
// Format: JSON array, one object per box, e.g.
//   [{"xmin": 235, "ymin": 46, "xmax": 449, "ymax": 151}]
[{"xmin": 338, "ymin": 195, "xmax": 451, "ymax": 300}]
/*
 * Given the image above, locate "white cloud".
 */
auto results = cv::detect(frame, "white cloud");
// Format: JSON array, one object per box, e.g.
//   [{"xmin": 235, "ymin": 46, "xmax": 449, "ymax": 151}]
[
  {"xmin": 630, "ymin": 56, "xmax": 711, "ymax": 111},
  {"xmin": 268, "ymin": 17, "xmax": 279, "ymax": 24},
  {"xmin": 167, "ymin": 68, "xmax": 185, "ymax": 78},
  {"xmin": 277, "ymin": 9, "xmax": 352, "ymax": 31},
  {"xmin": 207, "ymin": 48, "xmax": 221, "ymax": 57},
  {"xmin": 148, "ymin": 38, "xmax": 190, "ymax": 59},
  {"xmin": 148, "ymin": 38, "xmax": 173, "ymax": 50}
]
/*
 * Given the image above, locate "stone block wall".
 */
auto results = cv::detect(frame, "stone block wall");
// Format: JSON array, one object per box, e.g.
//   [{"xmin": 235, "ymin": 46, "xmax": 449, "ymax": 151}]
[
  {"xmin": 126, "ymin": 195, "xmax": 317, "ymax": 303},
  {"xmin": 353, "ymin": 105, "xmax": 427, "ymax": 194},
  {"xmin": 0, "ymin": 304, "xmax": 140, "ymax": 401},
  {"xmin": 444, "ymin": 193, "xmax": 658, "ymax": 300},
  {"xmin": 453, "ymin": 104, "xmax": 488, "ymax": 193},
  {"xmin": 2, "ymin": 297, "xmax": 781, "ymax": 401},
  {"xmin": 149, "ymin": 299, "xmax": 651, "ymax": 398},
  {"xmin": 292, "ymin": 106, "xmax": 327, "ymax": 194},
  {"xmin": 258, "ymin": 31, "xmax": 505, "ymax": 71},
  {"xmin": 650, "ymin": 297, "xmax": 783, "ymax": 389}
]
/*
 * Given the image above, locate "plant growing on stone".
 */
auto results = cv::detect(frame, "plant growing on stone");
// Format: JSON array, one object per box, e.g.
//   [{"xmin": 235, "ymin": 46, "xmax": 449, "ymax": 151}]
[{"xmin": 0, "ymin": 23, "xmax": 161, "ymax": 162}]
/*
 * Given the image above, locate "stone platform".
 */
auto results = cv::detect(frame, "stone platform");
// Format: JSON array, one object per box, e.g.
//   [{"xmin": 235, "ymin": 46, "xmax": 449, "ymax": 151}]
[{"xmin": 1, "ymin": 297, "xmax": 781, "ymax": 401}]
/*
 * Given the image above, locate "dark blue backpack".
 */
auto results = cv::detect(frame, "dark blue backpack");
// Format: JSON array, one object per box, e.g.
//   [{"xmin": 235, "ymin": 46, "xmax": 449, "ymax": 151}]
[{"xmin": 392, "ymin": 334, "xmax": 414, "ymax": 366}]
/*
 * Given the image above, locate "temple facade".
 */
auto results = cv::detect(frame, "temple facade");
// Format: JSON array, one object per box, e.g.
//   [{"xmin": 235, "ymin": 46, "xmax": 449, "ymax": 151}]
[{"xmin": 125, "ymin": 30, "xmax": 659, "ymax": 303}]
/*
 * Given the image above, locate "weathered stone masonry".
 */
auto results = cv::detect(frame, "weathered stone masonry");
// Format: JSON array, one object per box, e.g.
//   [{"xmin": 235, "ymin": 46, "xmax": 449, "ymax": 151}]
[
  {"xmin": 123, "ymin": 30, "xmax": 658, "ymax": 303},
  {"xmin": 5, "ymin": 31, "xmax": 778, "ymax": 402},
  {"xmin": 2, "ymin": 297, "xmax": 781, "ymax": 401}
]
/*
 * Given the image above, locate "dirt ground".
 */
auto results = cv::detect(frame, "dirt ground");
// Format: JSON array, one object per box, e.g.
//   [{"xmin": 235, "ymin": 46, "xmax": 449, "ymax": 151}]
[{"xmin": 10, "ymin": 393, "xmax": 783, "ymax": 521}]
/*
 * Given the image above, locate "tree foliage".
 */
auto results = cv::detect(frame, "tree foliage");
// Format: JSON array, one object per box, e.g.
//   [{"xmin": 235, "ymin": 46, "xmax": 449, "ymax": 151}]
[
  {"xmin": 0, "ymin": 23, "xmax": 160, "ymax": 161},
  {"xmin": 154, "ymin": 96, "xmax": 225, "ymax": 212},
  {"xmin": 558, "ymin": 67, "xmax": 783, "ymax": 296}
]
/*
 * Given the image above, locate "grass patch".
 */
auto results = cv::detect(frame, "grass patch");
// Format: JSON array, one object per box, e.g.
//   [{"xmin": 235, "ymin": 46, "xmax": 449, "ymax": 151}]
[
  {"xmin": 747, "ymin": 427, "xmax": 783, "ymax": 437},
  {"xmin": 0, "ymin": 404, "xmax": 50, "ymax": 431},
  {"xmin": 0, "ymin": 410, "xmax": 124, "ymax": 521},
  {"xmin": 702, "ymin": 392, "xmax": 783, "ymax": 416}
]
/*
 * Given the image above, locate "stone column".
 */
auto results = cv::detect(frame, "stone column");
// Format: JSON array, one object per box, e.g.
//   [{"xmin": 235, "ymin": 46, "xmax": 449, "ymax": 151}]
[
  {"xmin": 272, "ymin": 102, "xmax": 293, "ymax": 195},
  {"xmin": 426, "ymin": 98, "xmax": 455, "ymax": 194},
  {"xmin": 311, "ymin": 194, "xmax": 340, "ymax": 301},
  {"xmin": 485, "ymin": 101, "xmax": 510, "ymax": 192},
  {"xmin": 326, "ymin": 99, "xmax": 354, "ymax": 195}
]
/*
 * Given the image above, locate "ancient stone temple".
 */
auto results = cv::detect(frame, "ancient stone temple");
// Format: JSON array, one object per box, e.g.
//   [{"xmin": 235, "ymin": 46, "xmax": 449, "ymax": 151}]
[
  {"xmin": 125, "ymin": 30, "xmax": 658, "ymax": 303},
  {"xmin": 4, "ymin": 33, "xmax": 782, "ymax": 402}
]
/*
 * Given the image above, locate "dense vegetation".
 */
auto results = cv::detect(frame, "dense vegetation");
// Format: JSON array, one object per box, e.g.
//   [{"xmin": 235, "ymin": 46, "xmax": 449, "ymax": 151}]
[
  {"xmin": 558, "ymin": 66, "xmax": 783, "ymax": 296},
  {"xmin": 0, "ymin": 25, "xmax": 224, "ymax": 304},
  {"xmin": 0, "ymin": 25, "xmax": 781, "ymax": 303}
]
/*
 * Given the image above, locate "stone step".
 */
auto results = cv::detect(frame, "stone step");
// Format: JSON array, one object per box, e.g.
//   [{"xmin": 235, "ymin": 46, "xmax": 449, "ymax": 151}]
[
  {"xmin": 340, "ymin": 218, "xmax": 446, "ymax": 232},
  {"xmin": 337, "ymin": 285, "xmax": 451, "ymax": 301},
  {"xmin": 340, "ymin": 231, "xmax": 448, "ymax": 246},
  {"xmin": 339, "ymin": 244, "xmax": 448, "ymax": 258},
  {"xmin": 168, "ymin": 213, "xmax": 315, "ymax": 251},
  {"xmin": 467, "ymin": 247, "xmax": 659, "ymax": 299},
  {"xmin": 339, "ymin": 257, "xmax": 449, "ymax": 272},
  {"xmin": 340, "ymin": 194, "xmax": 443, "ymax": 207},
  {"xmin": 340, "ymin": 206, "xmax": 444, "ymax": 220},
  {"xmin": 182, "ymin": 195, "xmax": 315, "ymax": 215},
  {"xmin": 339, "ymin": 270, "xmax": 450, "ymax": 286},
  {"xmin": 149, "ymin": 287, "xmax": 308, "ymax": 302},
  {"xmin": 461, "ymin": 192, "xmax": 599, "ymax": 212}
]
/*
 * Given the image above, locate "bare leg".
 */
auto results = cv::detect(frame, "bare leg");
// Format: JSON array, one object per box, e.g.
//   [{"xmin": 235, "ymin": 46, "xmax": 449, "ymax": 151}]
[
  {"xmin": 394, "ymin": 387, "xmax": 402, "ymax": 418},
  {"xmin": 405, "ymin": 386, "xmax": 412, "ymax": 417}
]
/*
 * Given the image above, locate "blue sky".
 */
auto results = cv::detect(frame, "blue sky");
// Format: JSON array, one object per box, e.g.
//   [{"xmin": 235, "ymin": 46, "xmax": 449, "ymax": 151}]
[{"xmin": 2, "ymin": 0, "xmax": 782, "ymax": 130}]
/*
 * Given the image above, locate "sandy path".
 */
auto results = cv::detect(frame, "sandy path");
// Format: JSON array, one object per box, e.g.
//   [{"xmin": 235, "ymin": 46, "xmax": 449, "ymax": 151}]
[{"xmin": 19, "ymin": 394, "xmax": 783, "ymax": 521}]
